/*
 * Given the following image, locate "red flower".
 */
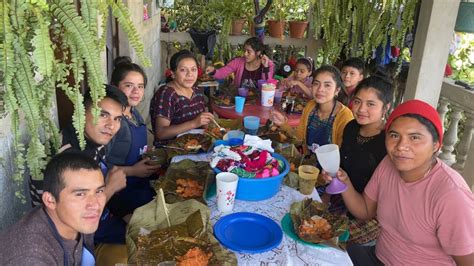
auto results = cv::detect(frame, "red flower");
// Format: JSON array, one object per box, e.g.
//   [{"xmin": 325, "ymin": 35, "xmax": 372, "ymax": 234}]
[{"xmin": 444, "ymin": 64, "xmax": 452, "ymax": 77}]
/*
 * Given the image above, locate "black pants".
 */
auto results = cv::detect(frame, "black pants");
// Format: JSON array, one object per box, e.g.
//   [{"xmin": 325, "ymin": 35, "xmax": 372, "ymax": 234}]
[{"xmin": 348, "ymin": 245, "xmax": 384, "ymax": 266}]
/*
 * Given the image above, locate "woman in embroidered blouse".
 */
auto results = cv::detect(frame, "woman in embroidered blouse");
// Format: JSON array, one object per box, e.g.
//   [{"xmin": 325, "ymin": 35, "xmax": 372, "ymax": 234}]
[
  {"xmin": 150, "ymin": 50, "xmax": 214, "ymax": 143},
  {"xmin": 205, "ymin": 37, "xmax": 274, "ymax": 90},
  {"xmin": 328, "ymin": 76, "xmax": 393, "ymax": 245},
  {"xmin": 271, "ymin": 65, "xmax": 353, "ymax": 152}
]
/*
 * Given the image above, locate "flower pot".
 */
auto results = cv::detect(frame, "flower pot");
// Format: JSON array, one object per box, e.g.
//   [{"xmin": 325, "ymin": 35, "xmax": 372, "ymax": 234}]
[
  {"xmin": 289, "ymin": 21, "xmax": 308, "ymax": 39},
  {"xmin": 267, "ymin": 20, "xmax": 286, "ymax": 38},
  {"xmin": 231, "ymin": 19, "xmax": 246, "ymax": 36}
]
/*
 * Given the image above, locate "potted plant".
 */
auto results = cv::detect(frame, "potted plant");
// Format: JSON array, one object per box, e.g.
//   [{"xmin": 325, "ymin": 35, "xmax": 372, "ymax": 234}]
[
  {"xmin": 286, "ymin": 0, "xmax": 310, "ymax": 39},
  {"xmin": 267, "ymin": 0, "xmax": 287, "ymax": 38},
  {"xmin": 2, "ymin": 0, "xmax": 149, "ymax": 202}
]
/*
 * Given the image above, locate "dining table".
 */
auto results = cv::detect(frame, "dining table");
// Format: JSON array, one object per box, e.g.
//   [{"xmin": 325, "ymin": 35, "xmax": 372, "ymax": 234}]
[
  {"xmin": 171, "ymin": 153, "xmax": 353, "ymax": 266},
  {"xmin": 212, "ymin": 102, "xmax": 302, "ymax": 127}
]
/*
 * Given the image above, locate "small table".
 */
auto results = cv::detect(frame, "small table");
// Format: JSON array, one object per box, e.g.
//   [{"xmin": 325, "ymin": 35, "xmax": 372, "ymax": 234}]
[{"xmin": 212, "ymin": 102, "xmax": 302, "ymax": 127}]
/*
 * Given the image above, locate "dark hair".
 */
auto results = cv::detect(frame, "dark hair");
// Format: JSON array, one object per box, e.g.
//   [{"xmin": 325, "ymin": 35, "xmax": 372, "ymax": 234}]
[
  {"xmin": 296, "ymin": 57, "xmax": 315, "ymax": 76},
  {"xmin": 169, "ymin": 50, "xmax": 198, "ymax": 72},
  {"xmin": 399, "ymin": 114, "xmax": 440, "ymax": 144},
  {"xmin": 353, "ymin": 76, "xmax": 393, "ymax": 106},
  {"xmin": 243, "ymin": 37, "xmax": 269, "ymax": 56},
  {"xmin": 110, "ymin": 56, "xmax": 148, "ymax": 87},
  {"xmin": 342, "ymin": 57, "xmax": 365, "ymax": 74},
  {"xmin": 313, "ymin": 65, "xmax": 344, "ymax": 91},
  {"xmin": 43, "ymin": 151, "xmax": 100, "ymax": 201},
  {"xmin": 84, "ymin": 84, "xmax": 128, "ymax": 110}
]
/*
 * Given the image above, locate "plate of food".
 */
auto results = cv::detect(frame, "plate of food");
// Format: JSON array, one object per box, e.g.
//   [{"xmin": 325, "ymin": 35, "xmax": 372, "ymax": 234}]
[
  {"xmin": 212, "ymin": 95, "xmax": 234, "ymax": 108},
  {"xmin": 283, "ymin": 199, "xmax": 349, "ymax": 249},
  {"xmin": 167, "ymin": 133, "xmax": 212, "ymax": 154}
]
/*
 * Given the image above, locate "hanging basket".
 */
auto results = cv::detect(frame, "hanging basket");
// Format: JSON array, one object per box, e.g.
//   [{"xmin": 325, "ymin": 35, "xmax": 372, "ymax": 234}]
[
  {"xmin": 267, "ymin": 20, "xmax": 286, "ymax": 38},
  {"xmin": 231, "ymin": 19, "xmax": 246, "ymax": 36},
  {"xmin": 455, "ymin": 2, "xmax": 474, "ymax": 33},
  {"xmin": 289, "ymin": 21, "xmax": 308, "ymax": 39}
]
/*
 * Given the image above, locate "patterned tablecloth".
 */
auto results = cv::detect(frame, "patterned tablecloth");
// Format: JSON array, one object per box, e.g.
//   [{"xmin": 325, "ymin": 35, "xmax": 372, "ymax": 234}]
[{"xmin": 208, "ymin": 185, "xmax": 353, "ymax": 266}]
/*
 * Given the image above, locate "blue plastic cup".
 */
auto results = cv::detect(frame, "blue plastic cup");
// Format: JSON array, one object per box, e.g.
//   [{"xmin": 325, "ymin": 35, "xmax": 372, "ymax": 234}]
[
  {"xmin": 244, "ymin": 116, "xmax": 260, "ymax": 135},
  {"xmin": 235, "ymin": 96, "xmax": 245, "ymax": 113}
]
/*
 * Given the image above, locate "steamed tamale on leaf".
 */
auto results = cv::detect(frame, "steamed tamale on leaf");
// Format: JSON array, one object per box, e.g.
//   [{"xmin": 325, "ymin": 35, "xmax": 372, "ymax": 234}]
[
  {"xmin": 166, "ymin": 133, "xmax": 212, "ymax": 155},
  {"xmin": 155, "ymin": 160, "xmax": 214, "ymax": 204},
  {"xmin": 260, "ymin": 120, "xmax": 301, "ymax": 145},
  {"xmin": 290, "ymin": 199, "xmax": 349, "ymax": 247},
  {"xmin": 136, "ymin": 210, "xmax": 215, "ymax": 265},
  {"xmin": 204, "ymin": 118, "xmax": 243, "ymax": 139}
]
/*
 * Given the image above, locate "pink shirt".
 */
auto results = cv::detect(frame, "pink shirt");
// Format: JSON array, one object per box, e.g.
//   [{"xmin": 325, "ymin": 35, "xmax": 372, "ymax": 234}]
[{"xmin": 365, "ymin": 156, "xmax": 474, "ymax": 265}]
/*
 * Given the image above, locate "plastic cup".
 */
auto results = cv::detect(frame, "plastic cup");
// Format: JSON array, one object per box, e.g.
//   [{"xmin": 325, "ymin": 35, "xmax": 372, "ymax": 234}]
[
  {"xmin": 216, "ymin": 172, "xmax": 239, "ymax": 213},
  {"xmin": 274, "ymin": 89, "xmax": 284, "ymax": 104},
  {"xmin": 315, "ymin": 144, "xmax": 348, "ymax": 194},
  {"xmin": 257, "ymin": 79, "xmax": 266, "ymax": 90},
  {"xmin": 298, "ymin": 165, "xmax": 320, "ymax": 195},
  {"xmin": 261, "ymin": 83, "xmax": 276, "ymax": 107},
  {"xmin": 235, "ymin": 96, "xmax": 245, "ymax": 113},
  {"xmin": 238, "ymin": 87, "xmax": 249, "ymax": 97},
  {"xmin": 243, "ymin": 116, "xmax": 260, "ymax": 135},
  {"xmin": 225, "ymin": 130, "xmax": 245, "ymax": 142}
]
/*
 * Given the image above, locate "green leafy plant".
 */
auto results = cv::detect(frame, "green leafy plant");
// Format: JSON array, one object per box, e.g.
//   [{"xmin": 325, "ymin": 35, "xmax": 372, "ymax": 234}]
[
  {"xmin": 312, "ymin": 0, "xmax": 418, "ymax": 64},
  {"xmin": 285, "ymin": 0, "xmax": 310, "ymax": 21},
  {"xmin": 268, "ymin": 0, "xmax": 287, "ymax": 21},
  {"xmin": 1, "ymin": 0, "xmax": 149, "ymax": 201},
  {"xmin": 448, "ymin": 32, "xmax": 474, "ymax": 84}
]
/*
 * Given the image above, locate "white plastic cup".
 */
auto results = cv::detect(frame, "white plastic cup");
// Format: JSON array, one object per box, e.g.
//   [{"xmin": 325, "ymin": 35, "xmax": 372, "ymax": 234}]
[
  {"xmin": 261, "ymin": 83, "xmax": 276, "ymax": 107},
  {"xmin": 216, "ymin": 172, "xmax": 239, "ymax": 213}
]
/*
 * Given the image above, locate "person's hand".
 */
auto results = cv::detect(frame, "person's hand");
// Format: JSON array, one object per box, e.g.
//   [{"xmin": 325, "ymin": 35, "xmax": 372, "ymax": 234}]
[
  {"xmin": 131, "ymin": 158, "xmax": 161, "ymax": 177},
  {"xmin": 193, "ymin": 112, "xmax": 214, "ymax": 128},
  {"xmin": 106, "ymin": 166, "xmax": 127, "ymax": 194},
  {"xmin": 205, "ymin": 66, "xmax": 215, "ymax": 75},
  {"xmin": 288, "ymin": 80, "xmax": 300, "ymax": 87},
  {"xmin": 270, "ymin": 109, "xmax": 287, "ymax": 126},
  {"xmin": 261, "ymin": 55, "xmax": 270, "ymax": 68},
  {"xmin": 281, "ymin": 78, "xmax": 291, "ymax": 88},
  {"xmin": 321, "ymin": 168, "xmax": 350, "ymax": 184}
]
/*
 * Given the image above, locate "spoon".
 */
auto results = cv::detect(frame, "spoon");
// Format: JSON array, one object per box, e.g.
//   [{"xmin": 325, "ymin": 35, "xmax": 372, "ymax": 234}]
[{"xmin": 211, "ymin": 118, "xmax": 226, "ymax": 134}]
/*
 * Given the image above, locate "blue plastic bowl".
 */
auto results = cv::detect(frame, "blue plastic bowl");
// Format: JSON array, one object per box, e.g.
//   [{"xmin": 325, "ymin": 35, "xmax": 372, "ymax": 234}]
[{"xmin": 213, "ymin": 153, "xmax": 289, "ymax": 201}]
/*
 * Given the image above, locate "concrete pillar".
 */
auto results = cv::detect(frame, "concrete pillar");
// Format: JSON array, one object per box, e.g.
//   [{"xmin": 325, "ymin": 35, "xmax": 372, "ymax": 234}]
[{"xmin": 404, "ymin": 0, "xmax": 460, "ymax": 107}]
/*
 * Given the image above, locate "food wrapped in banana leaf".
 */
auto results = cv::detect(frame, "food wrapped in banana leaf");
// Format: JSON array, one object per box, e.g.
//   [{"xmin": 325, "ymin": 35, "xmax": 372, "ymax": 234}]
[
  {"xmin": 204, "ymin": 118, "xmax": 243, "ymax": 139},
  {"xmin": 164, "ymin": 133, "xmax": 212, "ymax": 157},
  {"xmin": 155, "ymin": 160, "xmax": 214, "ymax": 204},
  {"xmin": 290, "ymin": 199, "xmax": 349, "ymax": 250}
]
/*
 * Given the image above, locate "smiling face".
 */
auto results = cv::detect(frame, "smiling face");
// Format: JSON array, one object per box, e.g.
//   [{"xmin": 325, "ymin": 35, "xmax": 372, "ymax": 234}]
[
  {"xmin": 352, "ymin": 88, "xmax": 387, "ymax": 126},
  {"xmin": 44, "ymin": 168, "xmax": 106, "ymax": 239},
  {"xmin": 243, "ymin": 45, "xmax": 260, "ymax": 63},
  {"xmin": 294, "ymin": 63, "xmax": 311, "ymax": 81},
  {"xmin": 386, "ymin": 116, "xmax": 440, "ymax": 180},
  {"xmin": 341, "ymin": 66, "xmax": 363, "ymax": 93},
  {"xmin": 117, "ymin": 71, "xmax": 145, "ymax": 107},
  {"xmin": 311, "ymin": 71, "xmax": 341, "ymax": 104},
  {"xmin": 84, "ymin": 98, "xmax": 123, "ymax": 145},
  {"xmin": 172, "ymin": 57, "xmax": 198, "ymax": 89}
]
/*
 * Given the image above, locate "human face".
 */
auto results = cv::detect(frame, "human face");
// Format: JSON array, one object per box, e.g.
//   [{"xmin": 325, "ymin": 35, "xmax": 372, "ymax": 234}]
[
  {"xmin": 243, "ymin": 45, "xmax": 259, "ymax": 63},
  {"xmin": 341, "ymin": 66, "xmax": 363, "ymax": 92},
  {"xmin": 48, "ymin": 169, "xmax": 106, "ymax": 240},
  {"xmin": 311, "ymin": 71, "xmax": 340, "ymax": 104},
  {"xmin": 172, "ymin": 58, "xmax": 198, "ymax": 89},
  {"xmin": 294, "ymin": 63, "xmax": 311, "ymax": 81},
  {"xmin": 84, "ymin": 98, "xmax": 123, "ymax": 145},
  {"xmin": 386, "ymin": 117, "xmax": 440, "ymax": 181},
  {"xmin": 117, "ymin": 71, "xmax": 145, "ymax": 107},
  {"xmin": 352, "ymin": 88, "xmax": 386, "ymax": 126}
]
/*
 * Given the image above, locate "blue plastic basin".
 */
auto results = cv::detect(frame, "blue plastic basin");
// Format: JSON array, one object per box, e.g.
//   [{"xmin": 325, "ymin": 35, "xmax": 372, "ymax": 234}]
[{"xmin": 214, "ymin": 153, "xmax": 289, "ymax": 201}]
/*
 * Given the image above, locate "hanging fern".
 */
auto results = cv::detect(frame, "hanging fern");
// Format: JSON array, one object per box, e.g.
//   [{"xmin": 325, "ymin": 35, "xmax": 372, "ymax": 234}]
[{"xmin": 2, "ymin": 0, "xmax": 150, "ymax": 200}]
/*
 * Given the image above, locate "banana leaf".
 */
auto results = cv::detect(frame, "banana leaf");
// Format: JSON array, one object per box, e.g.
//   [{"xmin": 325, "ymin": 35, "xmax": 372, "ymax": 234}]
[
  {"xmin": 204, "ymin": 118, "xmax": 243, "ymax": 140},
  {"xmin": 126, "ymin": 197, "xmax": 236, "ymax": 265},
  {"xmin": 154, "ymin": 160, "xmax": 214, "ymax": 204},
  {"xmin": 289, "ymin": 199, "xmax": 349, "ymax": 250},
  {"xmin": 165, "ymin": 133, "xmax": 212, "ymax": 157}
]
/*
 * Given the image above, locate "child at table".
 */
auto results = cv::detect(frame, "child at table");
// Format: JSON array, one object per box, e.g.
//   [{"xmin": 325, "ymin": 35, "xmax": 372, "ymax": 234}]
[
  {"xmin": 205, "ymin": 37, "xmax": 274, "ymax": 91},
  {"xmin": 149, "ymin": 50, "xmax": 214, "ymax": 144},
  {"xmin": 279, "ymin": 57, "xmax": 314, "ymax": 99},
  {"xmin": 337, "ymin": 57, "xmax": 365, "ymax": 106}
]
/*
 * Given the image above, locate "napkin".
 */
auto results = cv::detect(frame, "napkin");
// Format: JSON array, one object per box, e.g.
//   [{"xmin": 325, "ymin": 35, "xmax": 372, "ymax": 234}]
[{"xmin": 243, "ymin": 135, "xmax": 274, "ymax": 153}]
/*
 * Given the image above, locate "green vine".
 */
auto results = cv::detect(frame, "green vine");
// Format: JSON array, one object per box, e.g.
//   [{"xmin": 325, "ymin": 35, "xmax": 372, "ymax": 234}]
[{"xmin": 1, "ymin": 0, "xmax": 149, "ymax": 199}]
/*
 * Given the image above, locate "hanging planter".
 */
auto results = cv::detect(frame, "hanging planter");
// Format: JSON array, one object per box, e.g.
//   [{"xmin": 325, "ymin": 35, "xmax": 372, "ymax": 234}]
[
  {"xmin": 231, "ymin": 19, "xmax": 246, "ymax": 35},
  {"xmin": 267, "ymin": 20, "xmax": 286, "ymax": 38},
  {"xmin": 289, "ymin": 21, "xmax": 308, "ymax": 39}
]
